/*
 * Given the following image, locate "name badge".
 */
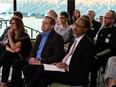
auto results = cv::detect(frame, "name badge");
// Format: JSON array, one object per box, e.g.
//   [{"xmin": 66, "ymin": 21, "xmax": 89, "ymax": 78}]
[{"xmin": 105, "ymin": 38, "xmax": 109, "ymax": 43}]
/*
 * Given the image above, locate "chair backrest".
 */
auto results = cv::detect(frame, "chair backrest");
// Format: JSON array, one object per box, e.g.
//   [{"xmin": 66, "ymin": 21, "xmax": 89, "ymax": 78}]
[{"xmin": 30, "ymin": 39, "xmax": 36, "ymax": 48}]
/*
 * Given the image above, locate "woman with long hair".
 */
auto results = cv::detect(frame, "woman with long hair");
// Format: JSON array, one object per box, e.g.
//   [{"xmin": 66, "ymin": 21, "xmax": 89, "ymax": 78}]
[{"xmin": 0, "ymin": 17, "xmax": 32, "ymax": 87}]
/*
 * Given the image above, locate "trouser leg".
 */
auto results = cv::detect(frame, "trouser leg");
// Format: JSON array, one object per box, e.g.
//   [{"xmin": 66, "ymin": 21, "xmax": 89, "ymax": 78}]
[
  {"xmin": 90, "ymin": 55, "xmax": 109, "ymax": 87},
  {"xmin": 23, "ymin": 65, "xmax": 40, "ymax": 84},
  {"xmin": 11, "ymin": 59, "xmax": 28, "ymax": 87},
  {"xmin": 1, "ymin": 59, "xmax": 12, "ymax": 82},
  {"xmin": 27, "ymin": 65, "xmax": 46, "ymax": 87}
]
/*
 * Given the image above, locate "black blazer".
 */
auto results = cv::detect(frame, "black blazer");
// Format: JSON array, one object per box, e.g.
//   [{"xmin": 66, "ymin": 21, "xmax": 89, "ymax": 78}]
[
  {"xmin": 66, "ymin": 35, "xmax": 95, "ymax": 86},
  {"xmin": 28, "ymin": 29, "xmax": 65, "ymax": 64},
  {"xmin": 96, "ymin": 26, "xmax": 116, "ymax": 56},
  {"xmin": 24, "ymin": 35, "xmax": 95, "ymax": 87}
]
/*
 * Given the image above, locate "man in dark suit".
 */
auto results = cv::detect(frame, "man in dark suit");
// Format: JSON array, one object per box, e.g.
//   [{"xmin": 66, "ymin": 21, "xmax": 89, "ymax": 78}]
[
  {"xmin": 23, "ymin": 17, "xmax": 95, "ymax": 87},
  {"xmin": 90, "ymin": 11, "xmax": 116, "ymax": 87},
  {"xmin": 9, "ymin": 16, "xmax": 65, "ymax": 87}
]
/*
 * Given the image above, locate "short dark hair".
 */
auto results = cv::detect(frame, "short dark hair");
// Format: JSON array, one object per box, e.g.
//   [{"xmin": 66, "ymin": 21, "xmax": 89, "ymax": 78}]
[
  {"xmin": 60, "ymin": 11, "xmax": 70, "ymax": 19},
  {"xmin": 13, "ymin": 11, "xmax": 23, "ymax": 19},
  {"xmin": 45, "ymin": 16, "xmax": 55, "ymax": 25},
  {"xmin": 79, "ymin": 17, "xmax": 91, "ymax": 29},
  {"xmin": 81, "ymin": 15, "xmax": 92, "ymax": 29}
]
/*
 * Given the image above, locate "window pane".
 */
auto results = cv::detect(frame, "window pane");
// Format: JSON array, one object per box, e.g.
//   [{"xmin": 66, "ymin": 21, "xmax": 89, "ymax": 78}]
[
  {"xmin": 17, "ymin": 1, "xmax": 67, "ymax": 38},
  {"xmin": 0, "ymin": 1, "xmax": 13, "ymax": 36}
]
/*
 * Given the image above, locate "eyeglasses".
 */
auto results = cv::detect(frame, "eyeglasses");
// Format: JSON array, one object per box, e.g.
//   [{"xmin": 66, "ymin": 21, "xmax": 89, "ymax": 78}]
[
  {"xmin": 104, "ymin": 17, "xmax": 113, "ymax": 20},
  {"xmin": 74, "ymin": 23, "xmax": 85, "ymax": 28}
]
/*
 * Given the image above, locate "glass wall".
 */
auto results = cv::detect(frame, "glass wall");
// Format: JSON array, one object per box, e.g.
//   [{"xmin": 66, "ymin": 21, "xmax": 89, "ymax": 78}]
[
  {"xmin": 17, "ymin": 1, "xmax": 67, "ymax": 38},
  {"xmin": 0, "ymin": 0, "xmax": 67, "ymax": 38},
  {"xmin": 75, "ymin": 1, "xmax": 116, "ymax": 19},
  {"xmin": 0, "ymin": 1, "xmax": 13, "ymax": 36}
]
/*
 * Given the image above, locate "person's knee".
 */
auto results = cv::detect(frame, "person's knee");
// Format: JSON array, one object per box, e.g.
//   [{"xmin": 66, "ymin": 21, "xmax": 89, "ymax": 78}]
[
  {"xmin": 12, "ymin": 60, "xmax": 24, "ymax": 70},
  {"xmin": 23, "ymin": 65, "xmax": 31, "ymax": 74},
  {"xmin": 13, "ymin": 60, "xmax": 20, "ymax": 66}
]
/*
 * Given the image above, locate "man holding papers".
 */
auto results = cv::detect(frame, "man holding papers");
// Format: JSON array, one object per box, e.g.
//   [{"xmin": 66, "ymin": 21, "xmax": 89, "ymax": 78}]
[{"xmin": 24, "ymin": 17, "xmax": 95, "ymax": 87}]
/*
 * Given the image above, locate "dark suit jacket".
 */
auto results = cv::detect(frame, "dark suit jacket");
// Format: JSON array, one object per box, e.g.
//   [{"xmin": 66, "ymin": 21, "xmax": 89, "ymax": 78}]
[
  {"xmin": 92, "ymin": 19, "xmax": 101, "ymax": 37},
  {"xmin": 66, "ymin": 35, "xmax": 95, "ymax": 86},
  {"xmin": 95, "ymin": 26, "xmax": 116, "ymax": 65},
  {"xmin": 28, "ymin": 29, "xmax": 65, "ymax": 64},
  {"xmin": 26, "ymin": 35, "xmax": 95, "ymax": 87}
]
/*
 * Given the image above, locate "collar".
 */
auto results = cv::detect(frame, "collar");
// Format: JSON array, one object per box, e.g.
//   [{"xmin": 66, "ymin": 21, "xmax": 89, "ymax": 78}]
[{"xmin": 41, "ymin": 30, "xmax": 51, "ymax": 37}]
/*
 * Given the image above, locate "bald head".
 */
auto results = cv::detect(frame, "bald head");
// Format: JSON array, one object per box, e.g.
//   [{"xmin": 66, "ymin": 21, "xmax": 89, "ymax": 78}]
[{"xmin": 104, "ymin": 11, "xmax": 115, "ymax": 27}]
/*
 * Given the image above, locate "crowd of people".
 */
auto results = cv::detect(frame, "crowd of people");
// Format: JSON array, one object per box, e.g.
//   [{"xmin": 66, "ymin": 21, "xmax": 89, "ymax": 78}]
[{"xmin": 0, "ymin": 9, "xmax": 116, "ymax": 87}]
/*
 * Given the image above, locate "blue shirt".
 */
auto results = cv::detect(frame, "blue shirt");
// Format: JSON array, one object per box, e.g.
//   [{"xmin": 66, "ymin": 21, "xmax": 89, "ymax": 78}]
[{"xmin": 36, "ymin": 31, "xmax": 51, "ymax": 60}]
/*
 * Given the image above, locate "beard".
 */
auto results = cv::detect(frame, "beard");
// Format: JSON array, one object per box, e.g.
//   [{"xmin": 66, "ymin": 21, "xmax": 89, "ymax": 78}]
[{"xmin": 104, "ymin": 22, "xmax": 112, "ymax": 27}]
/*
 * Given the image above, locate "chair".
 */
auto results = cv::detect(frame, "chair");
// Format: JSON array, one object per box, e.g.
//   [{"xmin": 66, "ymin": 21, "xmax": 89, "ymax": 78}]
[{"xmin": 30, "ymin": 39, "xmax": 36, "ymax": 48}]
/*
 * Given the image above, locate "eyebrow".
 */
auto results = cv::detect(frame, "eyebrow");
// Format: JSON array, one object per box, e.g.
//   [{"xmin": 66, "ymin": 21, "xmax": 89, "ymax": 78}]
[{"xmin": 74, "ymin": 23, "xmax": 85, "ymax": 28}]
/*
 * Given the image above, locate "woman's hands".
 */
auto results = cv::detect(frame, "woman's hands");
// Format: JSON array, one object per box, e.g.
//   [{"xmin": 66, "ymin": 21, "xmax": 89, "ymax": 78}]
[
  {"xmin": 6, "ymin": 42, "xmax": 21, "ymax": 53},
  {"xmin": 8, "ymin": 28, "xmax": 14, "ymax": 38}
]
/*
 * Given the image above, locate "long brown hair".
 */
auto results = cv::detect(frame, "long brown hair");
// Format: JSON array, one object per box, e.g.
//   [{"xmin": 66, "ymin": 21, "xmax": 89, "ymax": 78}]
[{"xmin": 10, "ymin": 17, "xmax": 25, "ymax": 40}]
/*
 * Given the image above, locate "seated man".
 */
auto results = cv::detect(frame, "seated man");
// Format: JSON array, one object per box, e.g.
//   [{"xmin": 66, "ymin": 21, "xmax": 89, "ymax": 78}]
[
  {"xmin": 23, "ymin": 17, "xmax": 95, "ymax": 87},
  {"xmin": 90, "ymin": 11, "xmax": 116, "ymax": 87},
  {"xmin": 9, "ymin": 16, "xmax": 65, "ymax": 87}
]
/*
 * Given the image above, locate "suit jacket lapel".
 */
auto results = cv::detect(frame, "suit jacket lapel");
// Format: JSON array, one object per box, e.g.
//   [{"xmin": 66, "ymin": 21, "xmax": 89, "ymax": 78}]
[
  {"xmin": 34, "ymin": 35, "xmax": 42, "ymax": 56},
  {"xmin": 42, "ymin": 30, "xmax": 54, "ymax": 51},
  {"xmin": 73, "ymin": 35, "xmax": 86, "ymax": 54}
]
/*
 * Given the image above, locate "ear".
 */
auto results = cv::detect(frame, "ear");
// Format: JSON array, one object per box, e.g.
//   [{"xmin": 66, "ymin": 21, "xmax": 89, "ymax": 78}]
[{"xmin": 84, "ymin": 28, "xmax": 87, "ymax": 32}]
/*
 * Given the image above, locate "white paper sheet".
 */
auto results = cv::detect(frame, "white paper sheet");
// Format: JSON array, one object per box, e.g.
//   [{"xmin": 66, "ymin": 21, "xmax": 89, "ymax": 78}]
[{"xmin": 43, "ymin": 64, "xmax": 65, "ymax": 72}]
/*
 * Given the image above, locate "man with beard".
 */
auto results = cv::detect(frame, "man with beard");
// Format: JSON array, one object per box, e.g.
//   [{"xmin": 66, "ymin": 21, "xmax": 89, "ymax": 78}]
[{"xmin": 90, "ymin": 11, "xmax": 116, "ymax": 87}]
